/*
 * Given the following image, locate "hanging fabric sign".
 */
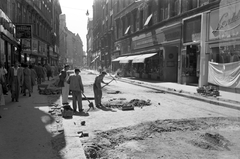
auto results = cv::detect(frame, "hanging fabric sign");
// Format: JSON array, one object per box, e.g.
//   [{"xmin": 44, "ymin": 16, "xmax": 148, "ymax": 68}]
[{"xmin": 208, "ymin": 61, "xmax": 240, "ymax": 88}]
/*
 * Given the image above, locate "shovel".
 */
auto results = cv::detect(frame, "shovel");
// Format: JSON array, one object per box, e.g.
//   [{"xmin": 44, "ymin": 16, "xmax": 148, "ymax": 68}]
[
  {"xmin": 82, "ymin": 92, "xmax": 94, "ymax": 111},
  {"xmin": 101, "ymin": 78, "xmax": 116, "ymax": 89}
]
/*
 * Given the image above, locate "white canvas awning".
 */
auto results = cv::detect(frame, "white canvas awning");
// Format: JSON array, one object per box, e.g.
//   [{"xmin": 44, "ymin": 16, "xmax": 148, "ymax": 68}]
[
  {"xmin": 132, "ymin": 53, "xmax": 157, "ymax": 63},
  {"xmin": 112, "ymin": 56, "xmax": 128, "ymax": 62},
  {"xmin": 144, "ymin": 14, "xmax": 152, "ymax": 26},
  {"xmin": 119, "ymin": 55, "xmax": 141, "ymax": 63}
]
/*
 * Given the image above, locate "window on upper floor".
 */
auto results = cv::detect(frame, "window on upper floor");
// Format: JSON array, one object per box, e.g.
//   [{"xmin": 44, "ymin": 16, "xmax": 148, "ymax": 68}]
[
  {"xmin": 146, "ymin": 3, "xmax": 153, "ymax": 26},
  {"xmin": 132, "ymin": 11, "xmax": 137, "ymax": 33},
  {"xmin": 139, "ymin": 9, "xmax": 144, "ymax": 29},
  {"xmin": 122, "ymin": 17, "xmax": 125, "ymax": 36},
  {"xmin": 170, "ymin": 0, "xmax": 180, "ymax": 17},
  {"xmin": 117, "ymin": 0, "xmax": 120, "ymax": 13},
  {"xmin": 181, "ymin": 0, "xmax": 198, "ymax": 13},
  {"xmin": 158, "ymin": 0, "xmax": 169, "ymax": 22}
]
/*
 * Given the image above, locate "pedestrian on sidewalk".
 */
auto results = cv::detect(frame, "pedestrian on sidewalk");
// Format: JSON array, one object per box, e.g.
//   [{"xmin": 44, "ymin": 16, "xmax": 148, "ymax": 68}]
[
  {"xmin": 22, "ymin": 63, "xmax": 32, "ymax": 97},
  {"xmin": 46, "ymin": 64, "xmax": 52, "ymax": 81},
  {"xmin": 67, "ymin": 68, "xmax": 84, "ymax": 112},
  {"xmin": 29, "ymin": 65, "xmax": 37, "ymax": 93},
  {"xmin": 0, "ymin": 63, "xmax": 8, "ymax": 95},
  {"xmin": 59, "ymin": 64, "xmax": 70, "ymax": 105},
  {"xmin": 93, "ymin": 71, "xmax": 109, "ymax": 107},
  {"xmin": 8, "ymin": 61, "xmax": 23, "ymax": 102},
  {"xmin": 42, "ymin": 64, "xmax": 47, "ymax": 82},
  {"xmin": 35, "ymin": 63, "xmax": 43, "ymax": 84},
  {"xmin": 0, "ymin": 66, "xmax": 6, "ymax": 106}
]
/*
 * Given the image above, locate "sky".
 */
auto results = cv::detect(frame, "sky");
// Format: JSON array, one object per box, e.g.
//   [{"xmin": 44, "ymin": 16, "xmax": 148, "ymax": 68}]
[{"xmin": 59, "ymin": 0, "xmax": 93, "ymax": 52}]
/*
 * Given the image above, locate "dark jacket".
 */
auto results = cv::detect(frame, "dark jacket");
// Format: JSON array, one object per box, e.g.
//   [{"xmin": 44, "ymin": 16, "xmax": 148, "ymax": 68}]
[{"xmin": 58, "ymin": 69, "xmax": 67, "ymax": 87}]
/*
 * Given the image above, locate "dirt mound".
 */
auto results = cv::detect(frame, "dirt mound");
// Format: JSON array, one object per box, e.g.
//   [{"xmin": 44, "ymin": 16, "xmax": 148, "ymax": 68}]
[{"xmin": 82, "ymin": 117, "xmax": 240, "ymax": 158}]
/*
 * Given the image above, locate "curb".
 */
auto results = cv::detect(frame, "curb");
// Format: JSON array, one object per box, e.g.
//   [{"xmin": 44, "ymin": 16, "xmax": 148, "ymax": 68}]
[
  {"xmin": 84, "ymin": 70, "xmax": 240, "ymax": 110},
  {"xmin": 118, "ymin": 78, "xmax": 240, "ymax": 111}
]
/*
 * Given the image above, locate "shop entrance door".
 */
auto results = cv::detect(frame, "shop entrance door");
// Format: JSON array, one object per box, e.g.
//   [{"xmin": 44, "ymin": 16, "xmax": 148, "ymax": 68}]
[
  {"xmin": 185, "ymin": 45, "xmax": 200, "ymax": 85},
  {"xmin": 164, "ymin": 46, "xmax": 178, "ymax": 82}
]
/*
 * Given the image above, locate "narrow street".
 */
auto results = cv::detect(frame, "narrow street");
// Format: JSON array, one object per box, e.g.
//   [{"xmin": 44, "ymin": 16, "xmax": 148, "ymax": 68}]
[{"xmin": 0, "ymin": 70, "xmax": 240, "ymax": 159}]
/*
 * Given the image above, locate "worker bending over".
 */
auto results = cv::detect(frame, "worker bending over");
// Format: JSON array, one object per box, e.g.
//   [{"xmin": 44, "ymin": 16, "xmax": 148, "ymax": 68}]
[{"xmin": 93, "ymin": 71, "xmax": 108, "ymax": 107}]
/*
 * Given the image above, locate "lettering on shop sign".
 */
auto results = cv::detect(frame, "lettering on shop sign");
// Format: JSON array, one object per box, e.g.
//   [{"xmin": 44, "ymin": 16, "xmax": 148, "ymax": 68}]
[
  {"xmin": 165, "ymin": 30, "xmax": 180, "ymax": 41},
  {"xmin": 212, "ymin": 3, "xmax": 240, "ymax": 37}
]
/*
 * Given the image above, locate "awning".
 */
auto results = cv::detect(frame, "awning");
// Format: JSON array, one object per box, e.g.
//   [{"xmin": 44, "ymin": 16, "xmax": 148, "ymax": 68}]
[
  {"xmin": 132, "ymin": 53, "xmax": 157, "ymax": 63},
  {"xmin": 119, "ymin": 55, "xmax": 140, "ymax": 63},
  {"xmin": 124, "ymin": 26, "xmax": 131, "ymax": 35},
  {"xmin": 91, "ymin": 56, "xmax": 99, "ymax": 63},
  {"xmin": 112, "ymin": 56, "xmax": 128, "ymax": 62},
  {"xmin": 144, "ymin": 14, "xmax": 152, "ymax": 26}
]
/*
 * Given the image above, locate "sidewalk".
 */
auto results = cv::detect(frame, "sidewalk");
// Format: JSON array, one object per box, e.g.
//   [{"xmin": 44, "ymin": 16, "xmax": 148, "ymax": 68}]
[
  {"xmin": 84, "ymin": 69, "xmax": 240, "ymax": 109},
  {"xmin": 0, "ymin": 78, "xmax": 86, "ymax": 159}
]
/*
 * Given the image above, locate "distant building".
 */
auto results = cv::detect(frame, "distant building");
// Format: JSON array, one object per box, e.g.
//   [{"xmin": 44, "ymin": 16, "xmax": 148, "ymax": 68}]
[
  {"xmin": 86, "ymin": 18, "xmax": 94, "ymax": 69},
  {"xmin": 59, "ymin": 14, "xmax": 68, "ymax": 66},
  {"xmin": 66, "ymin": 29, "xmax": 84, "ymax": 68}
]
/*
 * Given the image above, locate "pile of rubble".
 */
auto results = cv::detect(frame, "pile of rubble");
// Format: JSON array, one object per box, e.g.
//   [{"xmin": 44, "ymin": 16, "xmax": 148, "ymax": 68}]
[
  {"xmin": 197, "ymin": 85, "xmax": 220, "ymax": 96},
  {"xmin": 38, "ymin": 83, "xmax": 62, "ymax": 95},
  {"xmin": 104, "ymin": 98, "xmax": 151, "ymax": 110}
]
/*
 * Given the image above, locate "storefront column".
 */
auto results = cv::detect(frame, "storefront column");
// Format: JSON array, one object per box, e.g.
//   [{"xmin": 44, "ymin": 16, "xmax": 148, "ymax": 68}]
[{"xmin": 199, "ymin": 13, "xmax": 208, "ymax": 87}]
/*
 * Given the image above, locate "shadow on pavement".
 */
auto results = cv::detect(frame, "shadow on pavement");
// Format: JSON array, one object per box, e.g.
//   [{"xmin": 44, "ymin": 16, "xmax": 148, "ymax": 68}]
[
  {"xmin": 96, "ymin": 105, "xmax": 117, "ymax": 112},
  {"xmin": 74, "ymin": 111, "xmax": 90, "ymax": 116},
  {"xmin": 0, "ymin": 85, "xmax": 66, "ymax": 159}
]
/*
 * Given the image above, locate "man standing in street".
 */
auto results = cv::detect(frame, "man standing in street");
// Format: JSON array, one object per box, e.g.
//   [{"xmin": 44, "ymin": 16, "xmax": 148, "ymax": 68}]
[
  {"xmin": 67, "ymin": 68, "xmax": 84, "ymax": 112},
  {"xmin": 59, "ymin": 64, "xmax": 70, "ymax": 104},
  {"xmin": 8, "ymin": 61, "xmax": 23, "ymax": 102},
  {"xmin": 93, "ymin": 71, "xmax": 109, "ymax": 107}
]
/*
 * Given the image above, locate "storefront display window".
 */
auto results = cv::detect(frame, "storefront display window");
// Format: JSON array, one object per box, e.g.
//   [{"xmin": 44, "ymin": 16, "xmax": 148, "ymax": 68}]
[{"xmin": 210, "ymin": 45, "xmax": 240, "ymax": 63}]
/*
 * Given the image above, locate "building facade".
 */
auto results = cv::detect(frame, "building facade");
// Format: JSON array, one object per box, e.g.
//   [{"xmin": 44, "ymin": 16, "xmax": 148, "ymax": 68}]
[
  {"xmin": 110, "ymin": 0, "xmax": 224, "ymax": 88},
  {"xmin": 86, "ymin": 18, "xmax": 94, "ymax": 69},
  {"xmin": 0, "ymin": 0, "xmax": 20, "ymax": 70},
  {"xmin": 0, "ymin": 0, "xmax": 61, "ymax": 69},
  {"xmin": 92, "ymin": 0, "xmax": 115, "ymax": 72}
]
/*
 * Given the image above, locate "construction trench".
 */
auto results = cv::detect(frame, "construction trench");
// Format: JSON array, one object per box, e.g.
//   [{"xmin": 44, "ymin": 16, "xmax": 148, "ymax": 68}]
[{"xmin": 44, "ymin": 76, "xmax": 240, "ymax": 159}]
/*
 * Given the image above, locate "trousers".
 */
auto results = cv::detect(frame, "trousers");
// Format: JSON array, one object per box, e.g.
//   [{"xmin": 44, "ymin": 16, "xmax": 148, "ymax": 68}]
[
  {"xmin": 72, "ymin": 90, "xmax": 82, "ymax": 111},
  {"xmin": 93, "ymin": 85, "xmax": 102, "ymax": 106}
]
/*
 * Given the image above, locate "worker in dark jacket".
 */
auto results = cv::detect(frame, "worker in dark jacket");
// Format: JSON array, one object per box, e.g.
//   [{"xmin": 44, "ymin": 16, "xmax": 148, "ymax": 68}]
[
  {"xmin": 67, "ymin": 68, "xmax": 84, "ymax": 112},
  {"xmin": 93, "ymin": 71, "xmax": 109, "ymax": 107}
]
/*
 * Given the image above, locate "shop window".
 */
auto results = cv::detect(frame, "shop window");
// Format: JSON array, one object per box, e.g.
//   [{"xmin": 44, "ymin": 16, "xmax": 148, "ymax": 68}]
[{"xmin": 210, "ymin": 45, "xmax": 240, "ymax": 63}]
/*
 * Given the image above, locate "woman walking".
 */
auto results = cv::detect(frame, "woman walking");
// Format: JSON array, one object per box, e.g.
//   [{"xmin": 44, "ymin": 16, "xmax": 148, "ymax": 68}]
[
  {"xmin": 29, "ymin": 65, "xmax": 37, "ymax": 93},
  {"xmin": 22, "ymin": 63, "xmax": 32, "ymax": 97}
]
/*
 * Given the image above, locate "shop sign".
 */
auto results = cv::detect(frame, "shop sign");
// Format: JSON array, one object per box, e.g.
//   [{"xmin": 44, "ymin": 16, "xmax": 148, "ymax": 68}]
[
  {"xmin": 155, "ymin": 28, "xmax": 165, "ymax": 44},
  {"xmin": 32, "ymin": 39, "xmax": 38, "ymax": 54},
  {"xmin": 132, "ymin": 32, "xmax": 154, "ymax": 49},
  {"xmin": 49, "ymin": 46, "xmax": 53, "ymax": 56},
  {"xmin": 22, "ymin": 39, "xmax": 31, "ymax": 53},
  {"xmin": 165, "ymin": 30, "xmax": 181, "ymax": 42},
  {"xmin": 209, "ymin": 1, "xmax": 240, "ymax": 40},
  {"xmin": 15, "ymin": 24, "xmax": 32, "ymax": 39}
]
